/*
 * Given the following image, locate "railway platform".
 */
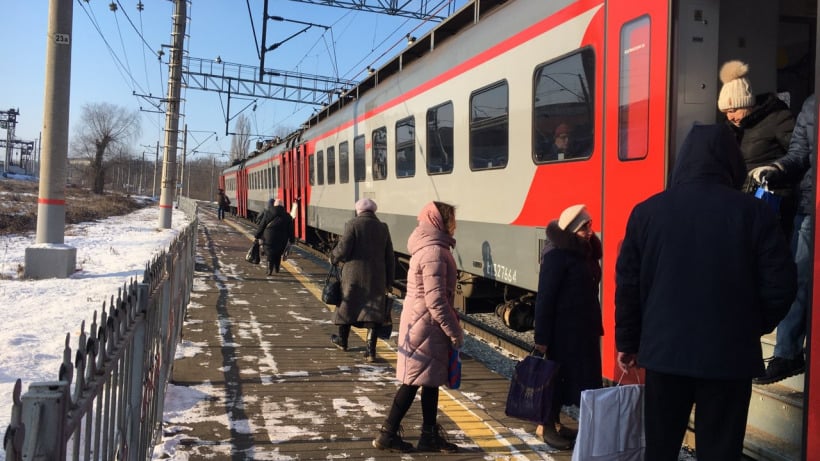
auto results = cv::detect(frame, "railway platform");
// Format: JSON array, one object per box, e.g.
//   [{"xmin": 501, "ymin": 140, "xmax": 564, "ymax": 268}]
[{"xmin": 156, "ymin": 210, "xmax": 569, "ymax": 460}]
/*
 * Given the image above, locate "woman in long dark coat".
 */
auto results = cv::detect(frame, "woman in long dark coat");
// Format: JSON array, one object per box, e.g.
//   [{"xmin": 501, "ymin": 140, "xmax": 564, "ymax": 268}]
[
  {"xmin": 533, "ymin": 204, "xmax": 603, "ymax": 450},
  {"xmin": 329, "ymin": 198, "xmax": 395, "ymax": 362},
  {"xmin": 254, "ymin": 199, "xmax": 294, "ymax": 275}
]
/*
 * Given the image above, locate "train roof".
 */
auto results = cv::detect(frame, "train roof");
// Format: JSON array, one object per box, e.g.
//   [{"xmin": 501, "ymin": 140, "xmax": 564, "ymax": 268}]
[{"xmin": 302, "ymin": 0, "xmax": 507, "ymax": 131}]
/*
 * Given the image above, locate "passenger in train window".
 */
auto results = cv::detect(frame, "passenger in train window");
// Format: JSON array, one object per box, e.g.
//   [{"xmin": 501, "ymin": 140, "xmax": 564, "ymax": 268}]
[
  {"xmin": 532, "ymin": 203, "xmax": 603, "ymax": 450},
  {"xmin": 751, "ymin": 93, "xmax": 816, "ymax": 385},
  {"xmin": 534, "ymin": 117, "xmax": 574, "ymax": 162},
  {"xmin": 718, "ymin": 59, "xmax": 798, "ymax": 236},
  {"xmin": 373, "ymin": 201, "xmax": 462, "ymax": 454},
  {"xmin": 329, "ymin": 198, "xmax": 395, "ymax": 364},
  {"xmin": 254, "ymin": 199, "xmax": 295, "ymax": 276},
  {"xmin": 615, "ymin": 124, "xmax": 796, "ymax": 461}
]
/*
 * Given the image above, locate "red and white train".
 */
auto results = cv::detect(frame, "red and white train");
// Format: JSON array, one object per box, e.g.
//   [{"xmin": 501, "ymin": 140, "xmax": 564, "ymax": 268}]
[{"xmin": 221, "ymin": 0, "xmax": 820, "ymax": 457}]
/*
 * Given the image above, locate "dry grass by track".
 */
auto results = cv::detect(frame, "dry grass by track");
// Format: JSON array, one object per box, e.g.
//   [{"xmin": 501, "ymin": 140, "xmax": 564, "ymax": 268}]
[{"xmin": 0, "ymin": 178, "xmax": 151, "ymax": 236}]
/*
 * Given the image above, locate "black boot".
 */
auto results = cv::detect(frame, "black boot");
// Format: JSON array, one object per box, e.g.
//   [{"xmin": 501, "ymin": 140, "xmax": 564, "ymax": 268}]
[
  {"xmin": 330, "ymin": 334, "xmax": 348, "ymax": 351},
  {"xmin": 372, "ymin": 425, "xmax": 414, "ymax": 452},
  {"xmin": 417, "ymin": 424, "xmax": 458, "ymax": 453},
  {"xmin": 331, "ymin": 325, "xmax": 350, "ymax": 351},
  {"xmin": 363, "ymin": 329, "xmax": 378, "ymax": 363},
  {"xmin": 541, "ymin": 424, "xmax": 572, "ymax": 450}
]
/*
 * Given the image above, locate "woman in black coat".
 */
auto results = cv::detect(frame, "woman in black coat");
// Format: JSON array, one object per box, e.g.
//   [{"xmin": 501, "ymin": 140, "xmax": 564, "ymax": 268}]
[
  {"xmin": 254, "ymin": 199, "xmax": 294, "ymax": 275},
  {"xmin": 533, "ymin": 204, "xmax": 603, "ymax": 450},
  {"xmin": 718, "ymin": 60, "xmax": 796, "ymax": 236}
]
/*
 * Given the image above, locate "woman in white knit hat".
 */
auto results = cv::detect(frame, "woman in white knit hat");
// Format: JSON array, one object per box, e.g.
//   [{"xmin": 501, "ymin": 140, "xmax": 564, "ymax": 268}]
[
  {"xmin": 531, "ymin": 204, "xmax": 603, "ymax": 449},
  {"xmin": 718, "ymin": 59, "xmax": 797, "ymax": 235}
]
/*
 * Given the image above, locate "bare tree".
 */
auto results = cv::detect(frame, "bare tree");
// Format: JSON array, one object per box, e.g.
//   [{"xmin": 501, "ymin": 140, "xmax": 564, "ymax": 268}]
[
  {"xmin": 72, "ymin": 102, "xmax": 141, "ymax": 194},
  {"xmin": 230, "ymin": 113, "xmax": 251, "ymax": 162}
]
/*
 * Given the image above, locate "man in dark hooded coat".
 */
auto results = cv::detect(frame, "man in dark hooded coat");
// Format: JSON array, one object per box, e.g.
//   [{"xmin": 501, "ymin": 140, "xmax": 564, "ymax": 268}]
[{"xmin": 615, "ymin": 124, "xmax": 796, "ymax": 461}]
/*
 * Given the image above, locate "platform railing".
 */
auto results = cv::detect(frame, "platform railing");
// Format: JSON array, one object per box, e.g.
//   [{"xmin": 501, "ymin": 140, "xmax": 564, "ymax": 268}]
[{"xmin": 3, "ymin": 199, "xmax": 198, "ymax": 460}]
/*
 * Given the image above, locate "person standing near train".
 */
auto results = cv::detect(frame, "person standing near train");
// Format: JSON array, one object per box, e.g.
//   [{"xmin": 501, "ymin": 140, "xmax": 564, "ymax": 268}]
[
  {"xmin": 329, "ymin": 198, "xmax": 395, "ymax": 363},
  {"xmin": 217, "ymin": 188, "xmax": 231, "ymax": 220},
  {"xmin": 372, "ymin": 201, "xmax": 462, "ymax": 453},
  {"xmin": 254, "ymin": 199, "xmax": 294, "ymax": 276},
  {"xmin": 532, "ymin": 203, "xmax": 603, "ymax": 450},
  {"xmin": 718, "ymin": 59, "xmax": 797, "ymax": 236},
  {"xmin": 749, "ymin": 93, "xmax": 816, "ymax": 384},
  {"xmin": 615, "ymin": 124, "xmax": 796, "ymax": 460}
]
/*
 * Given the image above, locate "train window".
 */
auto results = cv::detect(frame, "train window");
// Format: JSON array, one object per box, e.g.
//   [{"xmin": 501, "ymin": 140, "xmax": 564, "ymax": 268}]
[
  {"xmin": 618, "ymin": 16, "xmax": 650, "ymax": 160},
  {"xmin": 532, "ymin": 48, "xmax": 595, "ymax": 164},
  {"xmin": 317, "ymin": 150, "xmax": 325, "ymax": 185},
  {"xmin": 470, "ymin": 81, "xmax": 508, "ymax": 170},
  {"xmin": 309, "ymin": 153, "xmax": 315, "ymax": 186},
  {"xmin": 334, "ymin": 146, "xmax": 350, "ymax": 184},
  {"xmin": 354, "ymin": 135, "xmax": 366, "ymax": 182},
  {"xmin": 426, "ymin": 102, "xmax": 454, "ymax": 174},
  {"xmin": 372, "ymin": 127, "xmax": 388, "ymax": 180},
  {"xmin": 327, "ymin": 145, "xmax": 336, "ymax": 185},
  {"xmin": 395, "ymin": 116, "xmax": 415, "ymax": 178}
]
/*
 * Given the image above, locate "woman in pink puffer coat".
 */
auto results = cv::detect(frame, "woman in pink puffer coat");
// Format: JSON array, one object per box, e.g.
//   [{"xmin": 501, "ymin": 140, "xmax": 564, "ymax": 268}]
[{"xmin": 372, "ymin": 201, "xmax": 464, "ymax": 453}]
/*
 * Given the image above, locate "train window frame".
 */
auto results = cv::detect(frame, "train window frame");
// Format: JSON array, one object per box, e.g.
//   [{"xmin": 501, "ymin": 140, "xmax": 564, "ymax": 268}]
[
  {"xmin": 395, "ymin": 116, "xmax": 415, "ymax": 178},
  {"xmin": 337, "ymin": 144, "xmax": 348, "ymax": 183},
  {"xmin": 532, "ymin": 47, "xmax": 596, "ymax": 164},
  {"xmin": 317, "ymin": 150, "xmax": 325, "ymax": 185},
  {"xmin": 618, "ymin": 16, "xmax": 650, "ymax": 161},
  {"xmin": 372, "ymin": 126, "xmax": 388, "ymax": 180},
  {"xmin": 327, "ymin": 144, "xmax": 336, "ymax": 185},
  {"xmin": 469, "ymin": 80, "xmax": 509, "ymax": 171},
  {"xmin": 309, "ymin": 153, "xmax": 315, "ymax": 186},
  {"xmin": 426, "ymin": 101, "xmax": 454, "ymax": 175},
  {"xmin": 354, "ymin": 135, "xmax": 366, "ymax": 182}
]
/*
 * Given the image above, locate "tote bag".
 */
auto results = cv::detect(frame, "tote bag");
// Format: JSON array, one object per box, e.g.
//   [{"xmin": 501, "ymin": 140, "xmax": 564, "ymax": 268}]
[
  {"xmin": 571, "ymin": 383, "xmax": 645, "ymax": 461},
  {"xmin": 504, "ymin": 354, "xmax": 560, "ymax": 424},
  {"xmin": 245, "ymin": 240, "xmax": 261, "ymax": 265},
  {"xmin": 321, "ymin": 265, "xmax": 342, "ymax": 305}
]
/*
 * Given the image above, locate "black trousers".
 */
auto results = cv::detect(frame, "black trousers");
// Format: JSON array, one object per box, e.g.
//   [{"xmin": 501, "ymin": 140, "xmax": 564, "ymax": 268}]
[
  {"xmin": 644, "ymin": 369, "xmax": 752, "ymax": 461},
  {"xmin": 383, "ymin": 384, "xmax": 439, "ymax": 433}
]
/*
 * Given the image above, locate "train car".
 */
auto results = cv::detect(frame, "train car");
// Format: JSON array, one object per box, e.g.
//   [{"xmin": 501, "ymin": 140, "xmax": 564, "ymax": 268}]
[{"xmin": 222, "ymin": 0, "xmax": 819, "ymax": 458}]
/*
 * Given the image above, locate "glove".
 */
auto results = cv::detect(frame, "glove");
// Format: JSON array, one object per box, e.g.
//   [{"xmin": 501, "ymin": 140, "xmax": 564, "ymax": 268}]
[{"xmin": 748, "ymin": 165, "xmax": 780, "ymax": 184}]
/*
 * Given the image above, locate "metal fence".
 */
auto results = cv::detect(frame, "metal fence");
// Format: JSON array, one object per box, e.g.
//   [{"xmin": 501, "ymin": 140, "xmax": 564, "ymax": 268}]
[{"xmin": 3, "ymin": 199, "xmax": 198, "ymax": 460}]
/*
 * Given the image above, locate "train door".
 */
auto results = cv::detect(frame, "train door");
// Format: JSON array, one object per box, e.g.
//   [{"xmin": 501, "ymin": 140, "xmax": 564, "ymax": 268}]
[
  {"xmin": 807, "ymin": 32, "xmax": 820, "ymax": 457},
  {"xmin": 294, "ymin": 142, "xmax": 309, "ymax": 241},
  {"xmin": 600, "ymin": 0, "xmax": 670, "ymax": 382},
  {"xmin": 237, "ymin": 161, "xmax": 249, "ymax": 218}
]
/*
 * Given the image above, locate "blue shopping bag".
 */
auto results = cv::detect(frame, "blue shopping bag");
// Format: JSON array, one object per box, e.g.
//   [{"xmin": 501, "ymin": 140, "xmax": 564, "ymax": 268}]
[{"xmin": 754, "ymin": 181, "xmax": 781, "ymax": 213}]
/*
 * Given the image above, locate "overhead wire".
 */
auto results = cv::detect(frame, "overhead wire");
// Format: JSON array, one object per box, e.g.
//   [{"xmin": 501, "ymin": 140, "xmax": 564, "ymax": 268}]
[{"xmin": 75, "ymin": 0, "xmax": 148, "ymax": 97}]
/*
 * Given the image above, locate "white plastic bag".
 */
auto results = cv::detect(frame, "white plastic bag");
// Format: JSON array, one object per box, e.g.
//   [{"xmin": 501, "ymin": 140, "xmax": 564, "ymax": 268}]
[{"xmin": 571, "ymin": 384, "xmax": 645, "ymax": 461}]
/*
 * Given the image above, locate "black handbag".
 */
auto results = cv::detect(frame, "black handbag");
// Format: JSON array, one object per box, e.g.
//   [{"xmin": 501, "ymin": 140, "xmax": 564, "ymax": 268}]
[
  {"xmin": 246, "ymin": 240, "xmax": 261, "ymax": 265},
  {"xmin": 321, "ymin": 265, "xmax": 342, "ymax": 305},
  {"xmin": 375, "ymin": 294, "xmax": 394, "ymax": 340}
]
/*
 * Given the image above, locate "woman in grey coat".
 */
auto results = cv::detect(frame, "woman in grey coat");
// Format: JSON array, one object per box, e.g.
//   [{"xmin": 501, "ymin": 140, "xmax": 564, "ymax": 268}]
[
  {"xmin": 372, "ymin": 201, "xmax": 463, "ymax": 453},
  {"xmin": 329, "ymin": 198, "xmax": 395, "ymax": 362}
]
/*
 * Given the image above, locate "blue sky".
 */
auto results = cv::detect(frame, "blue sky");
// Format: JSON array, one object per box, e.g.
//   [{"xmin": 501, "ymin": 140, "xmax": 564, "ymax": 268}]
[{"xmin": 1, "ymin": 1, "xmax": 464, "ymax": 161}]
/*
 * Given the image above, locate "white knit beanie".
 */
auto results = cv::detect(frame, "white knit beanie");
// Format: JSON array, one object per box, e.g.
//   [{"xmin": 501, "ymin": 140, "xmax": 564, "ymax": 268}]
[
  {"xmin": 718, "ymin": 60, "xmax": 754, "ymax": 111},
  {"xmin": 558, "ymin": 204, "xmax": 591, "ymax": 233}
]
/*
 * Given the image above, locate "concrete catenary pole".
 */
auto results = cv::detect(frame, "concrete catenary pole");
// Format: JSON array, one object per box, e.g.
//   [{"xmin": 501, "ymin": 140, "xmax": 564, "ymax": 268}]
[
  {"xmin": 24, "ymin": 0, "xmax": 76, "ymax": 279},
  {"xmin": 158, "ymin": 0, "xmax": 187, "ymax": 228}
]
